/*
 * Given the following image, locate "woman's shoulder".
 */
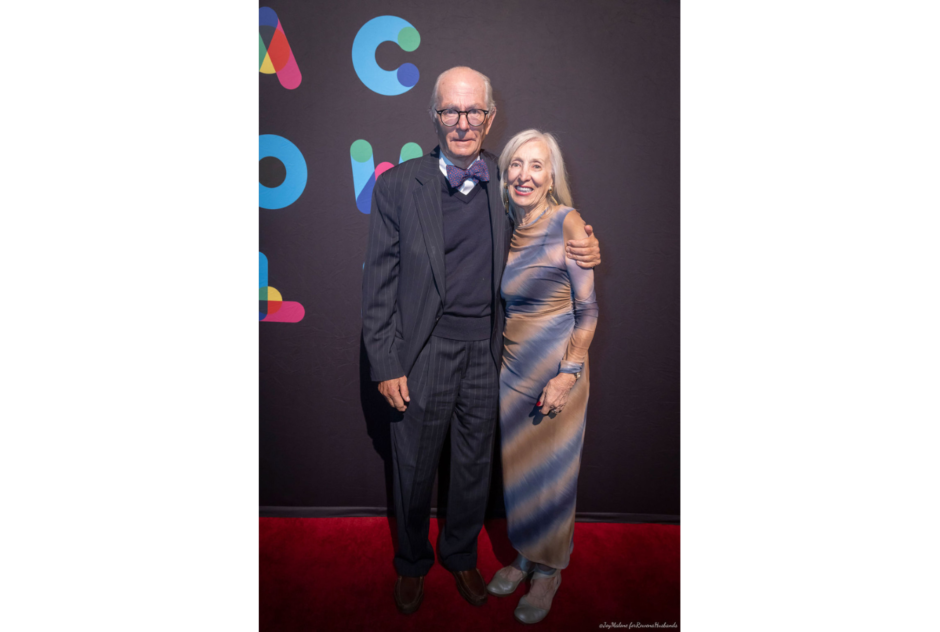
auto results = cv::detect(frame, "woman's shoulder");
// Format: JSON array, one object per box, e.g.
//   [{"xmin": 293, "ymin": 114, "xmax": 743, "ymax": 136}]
[{"xmin": 559, "ymin": 207, "xmax": 587, "ymax": 241}]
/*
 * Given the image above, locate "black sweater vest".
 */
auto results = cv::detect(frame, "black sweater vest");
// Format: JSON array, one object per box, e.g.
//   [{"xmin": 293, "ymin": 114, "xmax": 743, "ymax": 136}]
[{"xmin": 432, "ymin": 175, "xmax": 494, "ymax": 341}]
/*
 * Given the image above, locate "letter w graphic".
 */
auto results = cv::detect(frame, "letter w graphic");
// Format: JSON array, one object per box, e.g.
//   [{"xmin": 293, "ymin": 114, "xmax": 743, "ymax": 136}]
[{"xmin": 350, "ymin": 140, "xmax": 423, "ymax": 214}]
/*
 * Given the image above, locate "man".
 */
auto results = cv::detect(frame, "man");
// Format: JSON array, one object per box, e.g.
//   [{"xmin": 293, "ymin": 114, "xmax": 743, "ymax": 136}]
[{"xmin": 361, "ymin": 66, "xmax": 600, "ymax": 615}]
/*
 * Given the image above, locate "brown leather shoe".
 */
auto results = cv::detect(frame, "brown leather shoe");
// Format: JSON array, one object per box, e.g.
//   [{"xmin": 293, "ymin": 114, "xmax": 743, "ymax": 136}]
[
  {"xmin": 394, "ymin": 575, "xmax": 424, "ymax": 615},
  {"xmin": 451, "ymin": 569, "xmax": 488, "ymax": 606}
]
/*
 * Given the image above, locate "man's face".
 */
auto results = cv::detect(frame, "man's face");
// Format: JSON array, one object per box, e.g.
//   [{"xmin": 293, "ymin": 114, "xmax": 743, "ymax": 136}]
[{"xmin": 432, "ymin": 72, "xmax": 496, "ymax": 168}]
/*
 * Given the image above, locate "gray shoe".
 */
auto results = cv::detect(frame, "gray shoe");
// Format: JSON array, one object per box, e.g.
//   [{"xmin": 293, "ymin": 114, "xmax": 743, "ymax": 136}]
[
  {"xmin": 513, "ymin": 568, "xmax": 561, "ymax": 624},
  {"xmin": 487, "ymin": 556, "xmax": 534, "ymax": 596}
]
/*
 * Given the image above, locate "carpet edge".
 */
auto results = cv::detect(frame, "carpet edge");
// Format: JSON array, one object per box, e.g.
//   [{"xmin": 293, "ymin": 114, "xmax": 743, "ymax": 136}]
[{"xmin": 259, "ymin": 506, "xmax": 679, "ymax": 524}]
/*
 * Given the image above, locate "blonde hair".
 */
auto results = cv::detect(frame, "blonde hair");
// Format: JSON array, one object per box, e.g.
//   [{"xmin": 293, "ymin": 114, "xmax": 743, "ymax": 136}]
[{"xmin": 498, "ymin": 129, "xmax": 573, "ymax": 224}]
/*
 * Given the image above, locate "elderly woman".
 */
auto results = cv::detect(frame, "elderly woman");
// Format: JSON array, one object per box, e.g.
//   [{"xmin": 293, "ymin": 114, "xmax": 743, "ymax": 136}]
[{"xmin": 487, "ymin": 130, "xmax": 598, "ymax": 623}]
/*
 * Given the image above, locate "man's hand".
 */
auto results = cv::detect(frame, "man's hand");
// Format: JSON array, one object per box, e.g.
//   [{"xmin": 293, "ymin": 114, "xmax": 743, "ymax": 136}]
[
  {"xmin": 536, "ymin": 373, "xmax": 577, "ymax": 416},
  {"xmin": 378, "ymin": 376, "xmax": 410, "ymax": 412},
  {"xmin": 565, "ymin": 224, "xmax": 601, "ymax": 269}
]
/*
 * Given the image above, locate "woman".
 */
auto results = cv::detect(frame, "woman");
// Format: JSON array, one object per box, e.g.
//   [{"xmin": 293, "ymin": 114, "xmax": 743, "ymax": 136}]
[{"xmin": 487, "ymin": 130, "xmax": 598, "ymax": 623}]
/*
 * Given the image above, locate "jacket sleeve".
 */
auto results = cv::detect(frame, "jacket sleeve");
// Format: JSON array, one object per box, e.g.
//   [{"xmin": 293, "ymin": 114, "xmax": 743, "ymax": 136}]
[{"xmin": 361, "ymin": 174, "xmax": 405, "ymax": 382}]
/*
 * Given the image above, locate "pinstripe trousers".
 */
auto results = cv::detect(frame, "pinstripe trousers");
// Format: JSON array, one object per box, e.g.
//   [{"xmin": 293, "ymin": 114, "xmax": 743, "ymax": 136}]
[{"xmin": 390, "ymin": 334, "xmax": 499, "ymax": 577}]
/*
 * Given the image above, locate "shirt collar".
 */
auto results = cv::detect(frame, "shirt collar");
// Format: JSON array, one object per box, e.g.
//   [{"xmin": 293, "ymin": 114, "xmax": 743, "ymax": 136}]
[{"xmin": 439, "ymin": 151, "xmax": 482, "ymax": 171}]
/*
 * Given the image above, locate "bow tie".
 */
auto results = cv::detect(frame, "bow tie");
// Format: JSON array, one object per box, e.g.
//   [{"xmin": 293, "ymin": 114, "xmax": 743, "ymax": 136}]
[{"xmin": 445, "ymin": 160, "xmax": 490, "ymax": 188}]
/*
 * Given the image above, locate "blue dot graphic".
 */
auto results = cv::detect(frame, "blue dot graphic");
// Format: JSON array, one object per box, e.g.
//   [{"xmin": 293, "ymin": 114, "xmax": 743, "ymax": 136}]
[{"xmin": 397, "ymin": 63, "xmax": 420, "ymax": 88}]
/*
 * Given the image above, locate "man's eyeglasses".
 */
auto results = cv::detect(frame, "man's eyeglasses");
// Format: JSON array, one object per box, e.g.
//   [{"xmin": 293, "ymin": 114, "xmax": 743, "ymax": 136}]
[{"xmin": 435, "ymin": 108, "xmax": 490, "ymax": 127}]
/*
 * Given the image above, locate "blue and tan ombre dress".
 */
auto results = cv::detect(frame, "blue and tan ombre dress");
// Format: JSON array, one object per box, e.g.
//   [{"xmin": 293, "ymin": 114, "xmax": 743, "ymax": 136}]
[{"xmin": 499, "ymin": 205, "xmax": 598, "ymax": 570}]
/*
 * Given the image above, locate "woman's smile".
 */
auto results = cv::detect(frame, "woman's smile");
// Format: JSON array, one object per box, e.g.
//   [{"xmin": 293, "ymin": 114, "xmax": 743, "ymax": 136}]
[{"xmin": 507, "ymin": 139, "xmax": 553, "ymax": 213}]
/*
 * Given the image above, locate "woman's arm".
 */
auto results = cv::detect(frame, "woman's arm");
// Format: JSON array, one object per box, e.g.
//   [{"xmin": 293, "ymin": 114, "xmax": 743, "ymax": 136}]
[
  {"xmin": 562, "ymin": 210, "xmax": 598, "ymax": 367},
  {"xmin": 538, "ymin": 210, "xmax": 599, "ymax": 415}
]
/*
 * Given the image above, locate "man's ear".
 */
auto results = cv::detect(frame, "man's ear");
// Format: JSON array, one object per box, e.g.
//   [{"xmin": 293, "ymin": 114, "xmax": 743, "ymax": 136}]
[{"xmin": 484, "ymin": 109, "xmax": 497, "ymax": 134}]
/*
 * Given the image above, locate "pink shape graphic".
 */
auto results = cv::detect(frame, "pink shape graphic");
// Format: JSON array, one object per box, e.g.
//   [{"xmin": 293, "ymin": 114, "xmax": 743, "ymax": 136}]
[
  {"xmin": 374, "ymin": 162, "xmax": 395, "ymax": 178},
  {"xmin": 277, "ymin": 50, "xmax": 302, "ymax": 90},
  {"xmin": 262, "ymin": 301, "xmax": 305, "ymax": 323}
]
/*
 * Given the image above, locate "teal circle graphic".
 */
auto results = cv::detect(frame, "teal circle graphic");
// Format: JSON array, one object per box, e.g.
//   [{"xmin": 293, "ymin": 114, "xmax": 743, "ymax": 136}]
[
  {"xmin": 397, "ymin": 26, "xmax": 420, "ymax": 51},
  {"xmin": 259, "ymin": 134, "xmax": 307, "ymax": 210},
  {"xmin": 350, "ymin": 139, "xmax": 373, "ymax": 163}
]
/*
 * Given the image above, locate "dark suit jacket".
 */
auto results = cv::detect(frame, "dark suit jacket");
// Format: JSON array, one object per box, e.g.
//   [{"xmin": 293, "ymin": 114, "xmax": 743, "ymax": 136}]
[{"xmin": 362, "ymin": 146, "xmax": 513, "ymax": 382}]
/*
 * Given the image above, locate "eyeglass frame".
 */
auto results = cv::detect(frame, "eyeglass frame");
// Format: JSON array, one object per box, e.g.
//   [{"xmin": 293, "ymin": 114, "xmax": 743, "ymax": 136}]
[{"xmin": 433, "ymin": 108, "xmax": 493, "ymax": 127}]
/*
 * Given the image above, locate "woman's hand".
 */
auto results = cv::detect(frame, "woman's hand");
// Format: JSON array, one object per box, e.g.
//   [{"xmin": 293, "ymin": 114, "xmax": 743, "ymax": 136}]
[{"xmin": 537, "ymin": 373, "xmax": 578, "ymax": 416}]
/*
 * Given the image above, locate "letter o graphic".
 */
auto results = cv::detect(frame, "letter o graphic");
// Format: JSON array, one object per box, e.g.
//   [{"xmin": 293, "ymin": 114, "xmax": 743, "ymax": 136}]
[
  {"xmin": 352, "ymin": 16, "xmax": 421, "ymax": 96},
  {"xmin": 259, "ymin": 134, "xmax": 307, "ymax": 210}
]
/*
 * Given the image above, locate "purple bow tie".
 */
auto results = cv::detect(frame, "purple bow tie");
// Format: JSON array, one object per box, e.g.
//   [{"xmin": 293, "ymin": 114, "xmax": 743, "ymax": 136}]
[{"xmin": 445, "ymin": 160, "xmax": 490, "ymax": 188}]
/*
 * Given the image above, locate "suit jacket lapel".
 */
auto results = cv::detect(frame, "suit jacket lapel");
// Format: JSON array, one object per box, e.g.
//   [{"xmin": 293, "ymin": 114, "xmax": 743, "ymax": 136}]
[
  {"xmin": 413, "ymin": 150, "xmax": 446, "ymax": 304},
  {"xmin": 483, "ymin": 150, "xmax": 508, "ymax": 298}
]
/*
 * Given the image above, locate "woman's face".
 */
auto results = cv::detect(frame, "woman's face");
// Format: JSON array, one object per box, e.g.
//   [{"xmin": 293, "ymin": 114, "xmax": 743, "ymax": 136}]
[{"xmin": 507, "ymin": 139, "xmax": 553, "ymax": 215}]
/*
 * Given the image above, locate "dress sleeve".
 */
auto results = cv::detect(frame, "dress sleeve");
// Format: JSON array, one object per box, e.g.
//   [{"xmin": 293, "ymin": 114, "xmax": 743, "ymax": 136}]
[{"xmin": 561, "ymin": 210, "xmax": 598, "ymax": 370}]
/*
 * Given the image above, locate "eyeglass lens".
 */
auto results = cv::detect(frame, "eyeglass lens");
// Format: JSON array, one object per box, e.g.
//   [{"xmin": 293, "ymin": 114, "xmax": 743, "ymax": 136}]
[{"xmin": 440, "ymin": 109, "xmax": 486, "ymax": 126}]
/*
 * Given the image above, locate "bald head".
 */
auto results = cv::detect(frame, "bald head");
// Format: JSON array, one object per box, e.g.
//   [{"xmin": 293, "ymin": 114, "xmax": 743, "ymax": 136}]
[
  {"xmin": 428, "ymin": 66, "xmax": 496, "ymax": 113},
  {"xmin": 428, "ymin": 66, "xmax": 498, "ymax": 169}
]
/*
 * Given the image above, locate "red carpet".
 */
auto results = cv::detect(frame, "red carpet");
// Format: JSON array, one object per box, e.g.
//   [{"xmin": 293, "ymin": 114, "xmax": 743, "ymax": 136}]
[{"xmin": 260, "ymin": 517, "xmax": 679, "ymax": 631}]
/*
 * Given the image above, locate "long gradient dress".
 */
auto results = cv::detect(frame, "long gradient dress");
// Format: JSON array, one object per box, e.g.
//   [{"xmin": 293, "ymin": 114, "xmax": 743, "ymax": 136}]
[{"xmin": 499, "ymin": 205, "xmax": 598, "ymax": 570}]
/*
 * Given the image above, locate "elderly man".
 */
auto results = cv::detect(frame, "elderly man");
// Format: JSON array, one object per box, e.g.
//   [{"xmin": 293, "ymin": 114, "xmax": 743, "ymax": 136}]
[{"xmin": 361, "ymin": 66, "xmax": 600, "ymax": 614}]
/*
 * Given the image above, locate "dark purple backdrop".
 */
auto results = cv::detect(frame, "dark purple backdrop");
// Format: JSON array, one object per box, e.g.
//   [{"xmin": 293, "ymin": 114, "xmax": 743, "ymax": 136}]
[{"xmin": 260, "ymin": 0, "xmax": 679, "ymax": 521}]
